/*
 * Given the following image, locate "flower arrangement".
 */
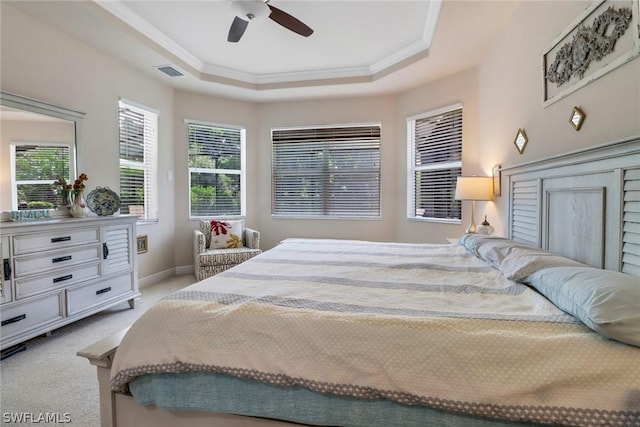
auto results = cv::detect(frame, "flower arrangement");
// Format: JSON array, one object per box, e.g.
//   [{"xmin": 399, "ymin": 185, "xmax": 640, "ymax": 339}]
[
  {"xmin": 52, "ymin": 176, "xmax": 72, "ymax": 191},
  {"xmin": 72, "ymin": 173, "xmax": 89, "ymax": 192},
  {"xmin": 52, "ymin": 173, "xmax": 89, "ymax": 191},
  {"xmin": 53, "ymin": 173, "xmax": 88, "ymax": 210}
]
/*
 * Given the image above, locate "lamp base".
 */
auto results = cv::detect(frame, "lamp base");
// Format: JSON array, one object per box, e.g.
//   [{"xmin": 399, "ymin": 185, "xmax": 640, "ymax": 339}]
[{"xmin": 464, "ymin": 201, "xmax": 477, "ymax": 234}]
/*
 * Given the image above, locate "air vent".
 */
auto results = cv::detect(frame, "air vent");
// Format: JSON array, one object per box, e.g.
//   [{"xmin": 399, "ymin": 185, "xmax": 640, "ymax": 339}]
[{"xmin": 155, "ymin": 65, "xmax": 183, "ymax": 77}]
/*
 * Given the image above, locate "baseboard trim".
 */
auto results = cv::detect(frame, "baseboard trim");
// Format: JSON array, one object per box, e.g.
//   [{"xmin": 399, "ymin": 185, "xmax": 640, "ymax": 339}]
[
  {"xmin": 175, "ymin": 265, "xmax": 194, "ymax": 276},
  {"xmin": 139, "ymin": 266, "xmax": 195, "ymax": 289}
]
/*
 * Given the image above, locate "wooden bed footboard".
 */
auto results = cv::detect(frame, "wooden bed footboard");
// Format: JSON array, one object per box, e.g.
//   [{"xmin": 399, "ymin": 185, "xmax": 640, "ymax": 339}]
[
  {"xmin": 77, "ymin": 327, "xmax": 129, "ymax": 427},
  {"xmin": 77, "ymin": 328, "xmax": 301, "ymax": 427}
]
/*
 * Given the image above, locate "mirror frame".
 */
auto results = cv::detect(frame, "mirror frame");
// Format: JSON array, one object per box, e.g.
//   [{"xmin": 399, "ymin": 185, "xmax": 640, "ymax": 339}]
[{"xmin": 0, "ymin": 91, "xmax": 85, "ymax": 217}]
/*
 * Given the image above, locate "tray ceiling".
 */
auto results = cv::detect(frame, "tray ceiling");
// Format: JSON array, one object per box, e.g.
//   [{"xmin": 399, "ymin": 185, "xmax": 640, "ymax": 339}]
[{"xmin": 6, "ymin": 1, "xmax": 520, "ymax": 102}]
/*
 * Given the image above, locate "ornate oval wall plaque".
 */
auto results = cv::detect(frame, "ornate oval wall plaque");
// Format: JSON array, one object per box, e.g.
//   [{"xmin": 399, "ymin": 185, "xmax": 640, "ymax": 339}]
[
  {"xmin": 542, "ymin": 1, "xmax": 639, "ymax": 106},
  {"xmin": 546, "ymin": 6, "xmax": 632, "ymax": 87}
]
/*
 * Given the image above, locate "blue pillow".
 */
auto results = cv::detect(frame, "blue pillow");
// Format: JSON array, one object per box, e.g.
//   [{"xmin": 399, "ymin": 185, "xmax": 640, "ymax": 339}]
[{"xmin": 526, "ymin": 267, "xmax": 640, "ymax": 347}]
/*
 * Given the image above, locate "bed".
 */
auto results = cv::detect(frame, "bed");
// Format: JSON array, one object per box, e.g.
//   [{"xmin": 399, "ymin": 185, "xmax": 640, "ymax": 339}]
[{"xmin": 79, "ymin": 136, "xmax": 640, "ymax": 427}]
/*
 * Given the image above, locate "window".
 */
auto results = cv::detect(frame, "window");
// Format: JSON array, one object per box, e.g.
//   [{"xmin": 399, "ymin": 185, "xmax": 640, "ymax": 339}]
[
  {"xmin": 11, "ymin": 143, "xmax": 73, "ymax": 210},
  {"xmin": 407, "ymin": 104, "xmax": 462, "ymax": 221},
  {"xmin": 118, "ymin": 99, "xmax": 158, "ymax": 222},
  {"xmin": 187, "ymin": 121, "xmax": 245, "ymax": 218},
  {"xmin": 272, "ymin": 124, "xmax": 381, "ymax": 218}
]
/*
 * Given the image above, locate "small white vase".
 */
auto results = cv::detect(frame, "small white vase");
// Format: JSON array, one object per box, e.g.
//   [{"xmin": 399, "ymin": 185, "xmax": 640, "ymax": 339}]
[{"xmin": 70, "ymin": 190, "xmax": 88, "ymax": 218}]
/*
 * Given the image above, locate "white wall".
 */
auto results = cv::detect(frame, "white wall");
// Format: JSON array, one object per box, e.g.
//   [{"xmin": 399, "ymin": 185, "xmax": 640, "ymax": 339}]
[
  {"xmin": 477, "ymin": 1, "xmax": 640, "ymax": 235},
  {"xmin": 254, "ymin": 96, "xmax": 398, "ymax": 251},
  {"xmin": 2, "ymin": 1, "xmax": 638, "ymax": 278},
  {"xmin": 395, "ymin": 67, "xmax": 480, "ymax": 244},
  {"xmin": 172, "ymin": 91, "xmax": 258, "ymax": 270},
  {"xmin": 171, "ymin": 93, "xmax": 398, "ymax": 266},
  {"xmin": 1, "ymin": 3, "xmax": 176, "ymax": 280}
]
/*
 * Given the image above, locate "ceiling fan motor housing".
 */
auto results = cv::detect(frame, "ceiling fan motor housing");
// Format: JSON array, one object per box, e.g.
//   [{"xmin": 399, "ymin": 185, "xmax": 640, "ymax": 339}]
[
  {"xmin": 230, "ymin": 1, "xmax": 269, "ymax": 21},
  {"xmin": 227, "ymin": 0, "xmax": 313, "ymax": 42}
]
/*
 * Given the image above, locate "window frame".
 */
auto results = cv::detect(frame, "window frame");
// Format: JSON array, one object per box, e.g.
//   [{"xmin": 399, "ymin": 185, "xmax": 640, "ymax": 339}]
[
  {"xmin": 271, "ymin": 123, "xmax": 382, "ymax": 220},
  {"xmin": 406, "ymin": 103, "xmax": 463, "ymax": 223},
  {"xmin": 118, "ymin": 98, "xmax": 158, "ymax": 224},
  {"xmin": 10, "ymin": 141, "xmax": 76, "ymax": 210},
  {"xmin": 186, "ymin": 119, "xmax": 246, "ymax": 220}
]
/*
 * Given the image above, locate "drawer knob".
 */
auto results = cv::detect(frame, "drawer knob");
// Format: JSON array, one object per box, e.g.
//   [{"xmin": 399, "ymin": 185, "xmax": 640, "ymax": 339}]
[
  {"xmin": 2, "ymin": 314, "xmax": 26, "ymax": 327},
  {"xmin": 51, "ymin": 236, "xmax": 71, "ymax": 243},
  {"xmin": 52, "ymin": 255, "xmax": 72, "ymax": 264}
]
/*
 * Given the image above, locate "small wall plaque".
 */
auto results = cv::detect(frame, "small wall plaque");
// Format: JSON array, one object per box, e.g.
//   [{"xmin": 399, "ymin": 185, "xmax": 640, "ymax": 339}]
[
  {"xmin": 514, "ymin": 129, "xmax": 528, "ymax": 154},
  {"xmin": 569, "ymin": 106, "xmax": 585, "ymax": 131},
  {"xmin": 137, "ymin": 235, "xmax": 148, "ymax": 254}
]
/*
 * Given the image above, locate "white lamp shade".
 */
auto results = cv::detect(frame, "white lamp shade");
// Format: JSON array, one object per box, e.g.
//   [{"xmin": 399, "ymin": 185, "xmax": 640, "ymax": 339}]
[{"xmin": 455, "ymin": 176, "xmax": 493, "ymax": 201}]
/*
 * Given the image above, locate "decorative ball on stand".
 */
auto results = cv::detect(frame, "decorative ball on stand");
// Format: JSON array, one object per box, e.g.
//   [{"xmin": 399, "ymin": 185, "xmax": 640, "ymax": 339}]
[{"xmin": 477, "ymin": 215, "xmax": 495, "ymax": 236}]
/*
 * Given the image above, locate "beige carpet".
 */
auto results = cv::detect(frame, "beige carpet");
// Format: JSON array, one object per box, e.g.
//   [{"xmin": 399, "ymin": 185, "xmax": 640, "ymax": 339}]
[{"xmin": 0, "ymin": 274, "xmax": 194, "ymax": 426}]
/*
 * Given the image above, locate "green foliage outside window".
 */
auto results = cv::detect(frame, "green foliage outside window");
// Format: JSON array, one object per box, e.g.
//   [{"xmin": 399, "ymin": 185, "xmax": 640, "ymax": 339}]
[
  {"xmin": 188, "ymin": 122, "xmax": 243, "ymax": 217},
  {"xmin": 119, "ymin": 167, "xmax": 145, "ymax": 215},
  {"xmin": 14, "ymin": 145, "xmax": 70, "ymax": 209}
]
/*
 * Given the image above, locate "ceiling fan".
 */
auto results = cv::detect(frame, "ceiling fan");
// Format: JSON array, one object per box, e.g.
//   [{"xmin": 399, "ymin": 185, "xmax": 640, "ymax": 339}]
[{"xmin": 227, "ymin": 0, "xmax": 314, "ymax": 43}]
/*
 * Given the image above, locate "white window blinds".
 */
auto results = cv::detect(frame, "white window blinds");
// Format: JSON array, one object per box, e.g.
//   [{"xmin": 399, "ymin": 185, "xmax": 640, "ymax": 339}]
[
  {"xmin": 12, "ymin": 144, "xmax": 72, "ymax": 210},
  {"xmin": 272, "ymin": 124, "xmax": 381, "ymax": 218},
  {"xmin": 187, "ymin": 121, "xmax": 245, "ymax": 217},
  {"xmin": 407, "ymin": 105, "xmax": 462, "ymax": 221},
  {"xmin": 118, "ymin": 99, "xmax": 158, "ymax": 222}
]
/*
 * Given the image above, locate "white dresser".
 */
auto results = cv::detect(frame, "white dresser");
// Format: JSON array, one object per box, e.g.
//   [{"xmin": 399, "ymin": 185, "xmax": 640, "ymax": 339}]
[{"xmin": 0, "ymin": 215, "xmax": 139, "ymax": 351}]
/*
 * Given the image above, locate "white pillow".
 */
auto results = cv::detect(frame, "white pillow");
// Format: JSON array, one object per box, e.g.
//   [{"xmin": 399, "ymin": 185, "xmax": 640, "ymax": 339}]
[
  {"xmin": 526, "ymin": 267, "xmax": 640, "ymax": 347},
  {"xmin": 499, "ymin": 250, "xmax": 585, "ymax": 282},
  {"xmin": 208, "ymin": 219, "xmax": 244, "ymax": 249}
]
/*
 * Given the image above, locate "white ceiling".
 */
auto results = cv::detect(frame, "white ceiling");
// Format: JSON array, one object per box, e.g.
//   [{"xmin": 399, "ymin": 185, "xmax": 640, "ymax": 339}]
[{"xmin": 8, "ymin": 0, "xmax": 521, "ymax": 102}]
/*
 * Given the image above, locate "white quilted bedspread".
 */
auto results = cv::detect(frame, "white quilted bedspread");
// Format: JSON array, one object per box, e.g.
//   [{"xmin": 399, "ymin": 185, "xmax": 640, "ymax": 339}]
[{"xmin": 111, "ymin": 239, "xmax": 640, "ymax": 426}]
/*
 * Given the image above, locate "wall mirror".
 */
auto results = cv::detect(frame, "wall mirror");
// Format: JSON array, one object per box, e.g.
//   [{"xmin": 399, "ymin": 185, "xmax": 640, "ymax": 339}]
[{"xmin": 0, "ymin": 91, "xmax": 84, "ymax": 217}]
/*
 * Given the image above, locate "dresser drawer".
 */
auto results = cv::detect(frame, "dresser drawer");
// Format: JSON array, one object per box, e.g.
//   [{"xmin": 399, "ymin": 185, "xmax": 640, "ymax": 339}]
[
  {"xmin": 13, "ymin": 227, "xmax": 100, "ymax": 255},
  {"xmin": 15, "ymin": 262, "xmax": 101, "ymax": 299},
  {"xmin": 13, "ymin": 244, "xmax": 101, "ymax": 278},
  {"xmin": 67, "ymin": 273, "xmax": 133, "ymax": 316},
  {"xmin": 1, "ymin": 292, "xmax": 64, "ymax": 340}
]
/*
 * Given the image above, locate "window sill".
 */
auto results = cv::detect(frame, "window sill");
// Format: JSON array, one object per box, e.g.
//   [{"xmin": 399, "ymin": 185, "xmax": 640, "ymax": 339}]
[
  {"xmin": 407, "ymin": 217, "xmax": 461, "ymax": 225},
  {"xmin": 272, "ymin": 215, "xmax": 381, "ymax": 221}
]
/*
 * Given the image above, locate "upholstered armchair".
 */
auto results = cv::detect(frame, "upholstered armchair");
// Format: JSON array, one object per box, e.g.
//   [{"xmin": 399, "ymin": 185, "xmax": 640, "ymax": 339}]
[{"xmin": 193, "ymin": 219, "xmax": 261, "ymax": 281}]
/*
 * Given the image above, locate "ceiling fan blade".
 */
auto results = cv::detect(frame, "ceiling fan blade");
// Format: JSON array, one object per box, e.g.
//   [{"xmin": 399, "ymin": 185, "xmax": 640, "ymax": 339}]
[
  {"xmin": 267, "ymin": 4, "xmax": 313, "ymax": 37},
  {"xmin": 228, "ymin": 16, "xmax": 249, "ymax": 42}
]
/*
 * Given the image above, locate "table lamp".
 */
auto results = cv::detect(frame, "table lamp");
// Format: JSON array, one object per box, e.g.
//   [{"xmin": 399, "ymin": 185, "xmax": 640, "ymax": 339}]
[{"xmin": 455, "ymin": 176, "xmax": 493, "ymax": 234}]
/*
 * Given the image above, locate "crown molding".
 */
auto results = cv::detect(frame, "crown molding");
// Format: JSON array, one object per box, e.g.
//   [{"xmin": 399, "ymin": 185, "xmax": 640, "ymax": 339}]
[{"xmin": 92, "ymin": 0, "xmax": 441, "ymax": 90}]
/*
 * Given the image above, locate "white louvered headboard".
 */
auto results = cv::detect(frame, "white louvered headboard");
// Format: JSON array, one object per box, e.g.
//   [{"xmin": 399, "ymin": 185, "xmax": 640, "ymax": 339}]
[
  {"xmin": 623, "ymin": 168, "xmax": 640, "ymax": 276},
  {"xmin": 502, "ymin": 136, "xmax": 640, "ymax": 277}
]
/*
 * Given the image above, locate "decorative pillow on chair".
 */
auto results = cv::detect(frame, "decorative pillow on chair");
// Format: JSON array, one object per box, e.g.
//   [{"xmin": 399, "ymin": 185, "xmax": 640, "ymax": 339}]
[{"xmin": 208, "ymin": 219, "xmax": 244, "ymax": 249}]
